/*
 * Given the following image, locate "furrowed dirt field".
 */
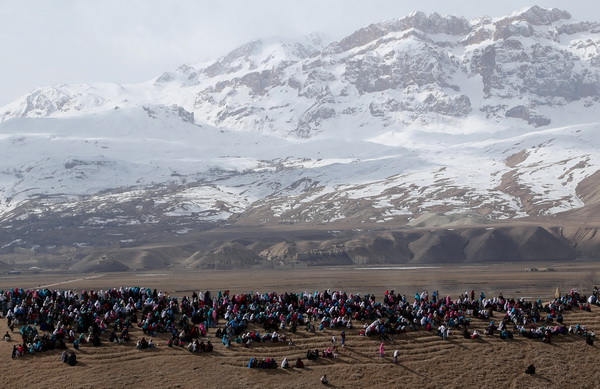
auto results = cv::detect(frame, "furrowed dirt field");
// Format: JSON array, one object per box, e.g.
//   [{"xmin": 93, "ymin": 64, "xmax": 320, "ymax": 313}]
[{"xmin": 0, "ymin": 262, "xmax": 599, "ymax": 389}]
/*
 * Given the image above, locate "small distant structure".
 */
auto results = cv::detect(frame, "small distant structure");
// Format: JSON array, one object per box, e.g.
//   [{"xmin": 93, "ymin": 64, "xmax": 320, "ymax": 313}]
[{"xmin": 525, "ymin": 267, "xmax": 555, "ymax": 272}]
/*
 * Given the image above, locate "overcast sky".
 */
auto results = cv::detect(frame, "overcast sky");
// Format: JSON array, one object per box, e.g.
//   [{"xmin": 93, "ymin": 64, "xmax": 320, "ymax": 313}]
[{"xmin": 1, "ymin": 1, "xmax": 598, "ymax": 106}]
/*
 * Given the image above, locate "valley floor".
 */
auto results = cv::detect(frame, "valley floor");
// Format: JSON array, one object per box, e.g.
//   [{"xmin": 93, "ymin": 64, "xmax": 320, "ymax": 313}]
[{"xmin": 1, "ymin": 261, "xmax": 599, "ymax": 298}]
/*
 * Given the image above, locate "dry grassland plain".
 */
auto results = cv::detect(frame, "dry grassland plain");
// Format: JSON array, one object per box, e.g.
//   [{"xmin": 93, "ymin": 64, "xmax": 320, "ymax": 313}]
[{"xmin": 1, "ymin": 262, "xmax": 599, "ymax": 389}]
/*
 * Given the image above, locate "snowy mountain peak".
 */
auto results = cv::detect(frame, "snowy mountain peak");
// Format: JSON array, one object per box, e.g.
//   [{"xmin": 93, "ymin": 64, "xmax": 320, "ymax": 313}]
[
  {"xmin": 504, "ymin": 5, "xmax": 571, "ymax": 25},
  {"xmin": 0, "ymin": 7, "xmax": 599, "ymax": 268}
]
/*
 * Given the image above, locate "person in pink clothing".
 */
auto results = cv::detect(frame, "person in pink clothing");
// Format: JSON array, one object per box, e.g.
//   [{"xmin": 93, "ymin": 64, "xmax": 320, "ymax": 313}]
[{"xmin": 379, "ymin": 341, "xmax": 385, "ymax": 357}]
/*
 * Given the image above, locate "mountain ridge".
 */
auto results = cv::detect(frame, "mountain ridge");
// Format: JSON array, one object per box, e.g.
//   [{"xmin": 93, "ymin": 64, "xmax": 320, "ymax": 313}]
[{"xmin": 0, "ymin": 5, "xmax": 599, "ymax": 270}]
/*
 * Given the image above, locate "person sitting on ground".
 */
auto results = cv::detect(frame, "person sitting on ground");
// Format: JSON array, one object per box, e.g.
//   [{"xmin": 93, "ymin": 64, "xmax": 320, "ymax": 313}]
[
  {"xmin": 295, "ymin": 358, "xmax": 304, "ymax": 368},
  {"xmin": 321, "ymin": 374, "xmax": 329, "ymax": 385},
  {"xmin": 3, "ymin": 331, "xmax": 11, "ymax": 341},
  {"xmin": 262, "ymin": 357, "xmax": 276, "ymax": 369},
  {"xmin": 542, "ymin": 329, "xmax": 552, "ymax": 344},
  {"xmin": 500, "ymin": 329, "xmax": 513, "ymax": 340},
  {"xmin": 586, "ymin": 335, "xmax": 594, "ymax": 346},
  {"xmin": 307, "ymin": 349, "xmax": 320, "ymax": 360},
  {"xmin": 120, "ymin": 328, "xmax": 130, "ymax": 342},
  {"xmin": 55, "ymin": 337, "xmax": 67, "ymax": 350},
  {"xmin": 222, "ymin": 335, "xmax": 231, "ymax": 348},
  {"xmin": 67, "ymin": 352, "xmax": 77, "ymax": 366},
  {"xmin": 109, "ymin": 330, "xmax": 118, "ymax": 343},
  {"xmin": 281, "ymin": 357, "xmax": 289, "ymax": 368},
  {"xmin": 136, "ymin": 337, "xmax": 149, "ymax": 349},
  {"xmin": 525, "ymin": 364, "xmax": 535, "ymax": 374}
]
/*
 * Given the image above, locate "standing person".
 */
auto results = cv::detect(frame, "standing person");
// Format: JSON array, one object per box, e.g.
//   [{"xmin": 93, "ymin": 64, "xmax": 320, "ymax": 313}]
[
  {"xmin": 393, "ymin": 349, "xmax": 399, "ymax": 364},
  {"xmin": 379, "ymin": 341, "xmax": 385, "ymax": 357},
  {"xmin": 340, "ymin": 330, "xmax": 346, "ymax": 348},
  {"xmin": 440, "ymin": 324, "xmax": 449, "ymax": 340}
]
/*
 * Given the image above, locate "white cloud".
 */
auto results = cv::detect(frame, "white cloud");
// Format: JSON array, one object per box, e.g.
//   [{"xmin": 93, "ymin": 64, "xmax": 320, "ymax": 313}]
[{"xmin": 1, "ymin": 0, "xmax": 598, "ymax": 105}]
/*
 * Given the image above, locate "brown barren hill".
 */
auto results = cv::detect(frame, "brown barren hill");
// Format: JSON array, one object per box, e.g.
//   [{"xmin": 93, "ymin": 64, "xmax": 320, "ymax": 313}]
[
  {"xmin": 408, "ymin": 230, "xmax": 466, "ymax": 263},
  {"xmin": 462, "ymin": 228, "xmax": 522, "ymax": 262}
]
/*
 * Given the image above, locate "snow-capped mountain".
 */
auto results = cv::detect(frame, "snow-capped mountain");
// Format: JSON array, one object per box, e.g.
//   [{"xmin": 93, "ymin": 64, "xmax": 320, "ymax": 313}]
[{"xmin": 1, "ymin": 6, "xmax": 599, "ymax": 269}]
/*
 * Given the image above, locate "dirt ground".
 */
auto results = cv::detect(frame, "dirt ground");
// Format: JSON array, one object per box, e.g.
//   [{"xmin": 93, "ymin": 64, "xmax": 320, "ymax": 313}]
[
  {"xmin": 1, "ymin": 261, "xmax": 598, "ymax": 298},
  {"xmin": 1, "ymin": 262, "xmax": 599, "ymax": 389}
]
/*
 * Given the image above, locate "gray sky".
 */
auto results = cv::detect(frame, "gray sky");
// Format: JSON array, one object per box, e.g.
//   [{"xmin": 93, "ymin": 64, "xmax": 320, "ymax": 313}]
[{"xmin": 1, "ymin": 1, "xmax": 598, "ymax": 106}]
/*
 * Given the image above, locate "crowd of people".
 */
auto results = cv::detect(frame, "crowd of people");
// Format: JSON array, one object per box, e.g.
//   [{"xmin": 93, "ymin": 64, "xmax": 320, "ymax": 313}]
[
  {"xmin": 354, "ymin": 287, "xmax": 598, "ymax": 344},
  {"xmin": 1, "ymin": 285, "xmax": 597, "ymax": 365}
]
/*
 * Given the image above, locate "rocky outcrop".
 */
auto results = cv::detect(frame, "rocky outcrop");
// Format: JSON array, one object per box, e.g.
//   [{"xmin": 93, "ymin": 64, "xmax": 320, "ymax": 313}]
[
  {"xmin": 328, "ymin": 12, "xmax": 471, "ymax": 54},
  {"xmin": 505, "ymin": 105, "xmax": 550, "ymax": 127}
]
